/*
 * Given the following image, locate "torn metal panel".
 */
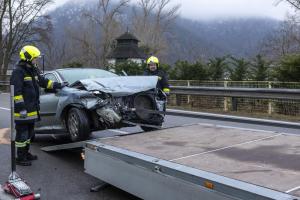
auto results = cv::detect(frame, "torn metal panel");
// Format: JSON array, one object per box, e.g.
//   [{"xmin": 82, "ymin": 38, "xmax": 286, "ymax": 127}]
[{"xmin": 55, "ymin": 87, "xmax": 103, "ymax": 119}]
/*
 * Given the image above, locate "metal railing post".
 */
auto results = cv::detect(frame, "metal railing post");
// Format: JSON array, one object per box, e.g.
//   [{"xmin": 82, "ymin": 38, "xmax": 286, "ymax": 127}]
[
  {"xmin": 268, "ymin": 82, "xmax": 273, "ymax": 115},
  {"xmin": 224, "ymin": 81, "xmax": 228, "ymax": 112},
  {"xmin": 187, "ymin": 80, "xmax": 190, "ymax": 105},
  {"xmin": 10, "ymin": 85, "xmax": 16, "ymax": 172}
]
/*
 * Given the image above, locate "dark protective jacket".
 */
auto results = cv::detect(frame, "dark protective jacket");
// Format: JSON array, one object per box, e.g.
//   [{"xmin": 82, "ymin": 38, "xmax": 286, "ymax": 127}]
[
  {"xmin": 143, "ymin": 69, "xmax": 170, "ymax": 92},
  {"xmin": 10, "ymin": 61, "xmax": 61, "ymax": 124}
]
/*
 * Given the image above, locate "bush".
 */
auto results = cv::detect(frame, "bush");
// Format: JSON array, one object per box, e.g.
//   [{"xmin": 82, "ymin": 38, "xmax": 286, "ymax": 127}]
[
  {"xmin": 111, "ymin": 61, "xmax": 145, "ymax": 76},
  {"xmin": 170, "ymin": 60, "xmax": 209, "ymax": 80}
]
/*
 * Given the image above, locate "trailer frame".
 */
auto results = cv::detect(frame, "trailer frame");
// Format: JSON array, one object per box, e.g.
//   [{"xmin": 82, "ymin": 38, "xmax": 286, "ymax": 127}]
[{"xmin": 84, "ymin": 140, "xmax": 298, "ymax": 200}]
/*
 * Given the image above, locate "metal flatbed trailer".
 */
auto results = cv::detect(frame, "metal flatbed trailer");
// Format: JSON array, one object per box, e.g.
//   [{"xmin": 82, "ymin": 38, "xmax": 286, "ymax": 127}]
[{"xmin": 84, "ymin": 123, "xmax": 300, "ymax": 200}]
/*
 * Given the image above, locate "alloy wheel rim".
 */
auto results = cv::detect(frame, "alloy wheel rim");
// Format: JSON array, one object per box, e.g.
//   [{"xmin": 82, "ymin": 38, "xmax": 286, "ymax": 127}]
[{"xmin": 68, "ymin": 113, "xmax": 79, "ymax": 138}]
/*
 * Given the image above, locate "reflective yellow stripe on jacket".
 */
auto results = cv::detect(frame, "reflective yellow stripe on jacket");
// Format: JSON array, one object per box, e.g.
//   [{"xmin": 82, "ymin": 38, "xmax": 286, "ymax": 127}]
[
  {"xmin": 13, "ymin": 95, "xmax": 24, "ymax": 104},
  {"xmin": 14, "ymin": 111, "xmax": 38, "ymax": 120},
  {"xmin": 47, "ymin": 80, "xmax": 53, "ymax": 89},
  {"xmin": 24, "ymin": 76, "xmax": 32, "ymax": 81}
]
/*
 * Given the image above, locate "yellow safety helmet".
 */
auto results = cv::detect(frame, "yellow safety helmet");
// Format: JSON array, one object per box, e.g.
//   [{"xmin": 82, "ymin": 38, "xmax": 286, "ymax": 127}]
[
  {"xmin": 20, "ymin": 45, "xmax": 41, "ymax": 62},
  {"xmin": 146, "ymin": 56, "xmax": 159, "ymax": 67}
]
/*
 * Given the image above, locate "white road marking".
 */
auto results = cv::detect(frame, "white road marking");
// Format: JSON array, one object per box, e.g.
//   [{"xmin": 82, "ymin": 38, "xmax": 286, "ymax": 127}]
[
  {"xmin": 0, "ymin": 107, "xmax": 10, "ymax": 111},
  {"xmin": 286, "ymin": 185, "xmax": 300, "ymax": 193},
  {"xmin": 108, "ymin": 129, "xmax": 129, "ymax": 135},
  {"xmin": 170, "ymin": 133, "xmax": 283, "ymax": 162}
]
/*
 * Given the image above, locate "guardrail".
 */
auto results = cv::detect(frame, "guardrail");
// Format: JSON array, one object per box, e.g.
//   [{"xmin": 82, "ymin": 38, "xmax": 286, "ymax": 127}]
[
  {"xmin": 168, "ymin": 86, "xmax": 300, "ymax": 122},
  {"xmin": 170, "ymin": 86, "xmax": 300, "ymax": 100}
]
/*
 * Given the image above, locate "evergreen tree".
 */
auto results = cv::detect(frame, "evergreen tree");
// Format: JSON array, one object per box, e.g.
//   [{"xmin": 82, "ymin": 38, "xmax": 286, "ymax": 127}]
[
  {"xmin": 170, "ymin": 60, "xmax": 209, "ymax": 80},
  {"xmin": 249, "ymin": 55, "xmax": 270, "ymax": 81},
  {"xmin": 207, "ymin": 56, "xmax": 228, "ymax": 80},
  {"xmin": 274, "ymin": 54, "xmax": 300, "ymax": 81},
  {"xmin": 112, "ymin": 61, "xmax": 145, "ymax": 76},
  {"xmin": 228, "ymin": 56, "xmax": 250, "ymax": 81}
]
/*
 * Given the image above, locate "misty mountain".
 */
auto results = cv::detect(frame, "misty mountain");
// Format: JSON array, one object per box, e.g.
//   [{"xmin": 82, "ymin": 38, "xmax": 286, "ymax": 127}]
[
  {"xmin": 46, "ymin": 0, "xmax": 280, "ymax": 65},
  {"xmin": 164, "ymin": 17, "xmax": 279, "ymax": 63}
]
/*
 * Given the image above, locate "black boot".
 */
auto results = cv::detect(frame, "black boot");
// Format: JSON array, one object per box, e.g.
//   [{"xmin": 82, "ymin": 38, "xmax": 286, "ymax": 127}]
[
  {"xmin": 27, "ymin": 152, "xmax": 38, "ymax": 161},
  {"xmin": 25, "ymin": 144, "xmax": 38, "ymax": 161},
  {"xmin": 16, "ymin": 148, "xmax": 31, "ymax": 166}
]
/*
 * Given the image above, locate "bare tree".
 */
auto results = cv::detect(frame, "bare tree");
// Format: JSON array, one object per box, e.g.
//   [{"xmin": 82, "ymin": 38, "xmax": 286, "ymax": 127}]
[
  {"xmin": 276, "ymin": 0, "xmax": 300, "ymax": 10},
  {"xmin": 261, "ymin": 14, "xmax": 300, "ymax": 59},
  {"xmin": 0, "ymin": 0, "xmax": 8, "ymax": 75},
  {"xmin": 0, "ymin": 0, "xmax": 51, "ymax": 75},
  {"xmin": 80, "ymin": 0, "xmax": 130, "ymax": 68},
  {"xmin": 132, "ymin": 0, "xmax": 180, "ymax": 55}
]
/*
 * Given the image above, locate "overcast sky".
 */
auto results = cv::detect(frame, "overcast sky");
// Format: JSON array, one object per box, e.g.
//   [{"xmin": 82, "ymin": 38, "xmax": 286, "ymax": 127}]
[{"xmin": 53, "ymin": 0, "xmax": 293, "ymax": 20}]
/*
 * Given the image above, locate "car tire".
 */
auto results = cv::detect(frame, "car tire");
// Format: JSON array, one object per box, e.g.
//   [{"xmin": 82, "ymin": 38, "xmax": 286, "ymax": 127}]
[
  {"xmin": 140, "ymin": 126, "xmax": 159, "ymax": 132},
  {"xmin": 30, "ymin": 134, "xmax": 35, "ymax": 143},
  {"xmin": 67, "ymin": 107, "xmax": 91, "ymax": 142}
]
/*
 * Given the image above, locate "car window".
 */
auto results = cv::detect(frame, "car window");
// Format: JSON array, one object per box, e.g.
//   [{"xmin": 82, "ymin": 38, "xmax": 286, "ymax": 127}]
[
  {"xmin": 45, "ymin": 73, "xmax": 58, "ymax": 82},
  {"xmin": 57, "ymin": 69, "xmax": 118, "ymax": 85}
]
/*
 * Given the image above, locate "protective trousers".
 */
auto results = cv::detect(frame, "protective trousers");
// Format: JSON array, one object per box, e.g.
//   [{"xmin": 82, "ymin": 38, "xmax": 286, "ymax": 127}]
[{"xmin": 15, "ymin": 123, "xmax": 35, "ymax": 160}]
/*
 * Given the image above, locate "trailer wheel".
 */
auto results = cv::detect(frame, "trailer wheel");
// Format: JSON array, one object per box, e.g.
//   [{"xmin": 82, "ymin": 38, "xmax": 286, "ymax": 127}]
[{"xmin": 67, "ymin": 108, "xmax": 91, "ymax": 142}]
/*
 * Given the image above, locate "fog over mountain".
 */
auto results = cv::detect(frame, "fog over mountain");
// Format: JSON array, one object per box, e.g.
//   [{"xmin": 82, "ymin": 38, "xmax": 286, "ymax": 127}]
[{"xmin": 46, "ymin": 0, "xmax": 280, "ymax": 64}]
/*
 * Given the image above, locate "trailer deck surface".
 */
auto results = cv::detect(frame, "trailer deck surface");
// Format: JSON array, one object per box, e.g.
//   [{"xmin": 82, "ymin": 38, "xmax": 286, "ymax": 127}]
[{"xmin": 94, "ymin": 123, "xmax": 300, "ymax": 197}]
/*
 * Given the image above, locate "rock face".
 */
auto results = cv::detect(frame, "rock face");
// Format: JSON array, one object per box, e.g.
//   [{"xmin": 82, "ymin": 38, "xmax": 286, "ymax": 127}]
[{"xmin": 0, "ymin": 128, "xmax": 10, "ymax": 145}]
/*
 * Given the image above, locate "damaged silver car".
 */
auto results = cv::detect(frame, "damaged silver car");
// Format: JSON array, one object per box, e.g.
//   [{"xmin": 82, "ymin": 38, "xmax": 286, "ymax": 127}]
[{"xmin": 35, "ymin": 68, "xmax": 166, "ymax": 141}]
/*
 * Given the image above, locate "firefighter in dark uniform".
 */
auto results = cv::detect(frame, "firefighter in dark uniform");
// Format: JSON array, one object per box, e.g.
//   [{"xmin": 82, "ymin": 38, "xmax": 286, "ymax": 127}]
[
  {"xmin": 143, "ymin": 56, "xmax": 170, "ymax": 95},
  {"xmin": 10, "ymin": 45, "xmax": 63, "ymax": 166}
]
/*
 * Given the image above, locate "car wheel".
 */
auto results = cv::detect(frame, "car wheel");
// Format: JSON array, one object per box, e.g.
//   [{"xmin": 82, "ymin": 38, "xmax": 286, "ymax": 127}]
[
  {"xmin": 67, "ymin": 108, "xmax": 91, "ymax": 142},
  {"xmin": 30, "ymin": 134, "xmax": 35, "ymax": 143}
]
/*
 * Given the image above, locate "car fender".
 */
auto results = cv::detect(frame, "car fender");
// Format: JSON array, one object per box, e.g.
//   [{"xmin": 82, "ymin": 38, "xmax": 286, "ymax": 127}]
[{"xmin": 55, "ymin": 91, "xmax": 98, "ymax": 120}]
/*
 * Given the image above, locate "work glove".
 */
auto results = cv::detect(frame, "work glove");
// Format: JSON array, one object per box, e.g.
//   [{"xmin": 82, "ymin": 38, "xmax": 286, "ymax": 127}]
[
  {"xmin": 20, "ymin": 110, "xmax": 27, "ymax": 118},
  {"xmin": 55, "ymin": 82, "xmax": 68, "ymax": 89}
]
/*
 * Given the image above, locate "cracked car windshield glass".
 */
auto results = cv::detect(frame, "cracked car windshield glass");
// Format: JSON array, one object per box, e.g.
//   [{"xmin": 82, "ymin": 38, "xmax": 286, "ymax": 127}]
[{"xmin": 58, "ymin": 69, "xmax": 118, "ymax": 85}]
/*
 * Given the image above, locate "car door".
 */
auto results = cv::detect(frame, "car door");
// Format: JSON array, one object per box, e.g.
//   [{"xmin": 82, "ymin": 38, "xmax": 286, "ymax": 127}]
[{"xmin": 35, "ymin": 73, "xmax": 61, "ymax": 130}]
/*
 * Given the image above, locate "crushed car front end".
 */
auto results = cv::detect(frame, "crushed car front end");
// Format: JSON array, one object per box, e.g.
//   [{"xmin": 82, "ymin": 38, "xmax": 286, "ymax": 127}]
[{"xmin": 57, "ymin": 76, "xmax": 166, "ymax": 133}]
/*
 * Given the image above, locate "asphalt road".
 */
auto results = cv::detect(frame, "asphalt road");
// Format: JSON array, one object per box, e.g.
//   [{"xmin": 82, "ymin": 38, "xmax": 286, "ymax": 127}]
[{"xmin": 0, "ymin": 93, "xmax": 299, "ymax": 199}]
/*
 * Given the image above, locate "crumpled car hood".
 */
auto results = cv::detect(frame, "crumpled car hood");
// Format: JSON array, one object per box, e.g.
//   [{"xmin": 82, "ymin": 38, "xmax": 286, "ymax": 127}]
[{"xmin": 78, "ymin": 76, "xmax": 158, "ymax": 96}]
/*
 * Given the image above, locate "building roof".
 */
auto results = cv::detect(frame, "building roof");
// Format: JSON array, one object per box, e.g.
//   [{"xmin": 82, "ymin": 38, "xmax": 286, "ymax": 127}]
[
  {"xmin": 107, "ymin": 45, "xmax": 147, "ymax": 59},
  {"xmin": 116, "ymin": 32, "xmax": 139, "ymax": 42},
  {"xmin": 107, "ymin": 31, "xmax": 146, "ymax": 59}
]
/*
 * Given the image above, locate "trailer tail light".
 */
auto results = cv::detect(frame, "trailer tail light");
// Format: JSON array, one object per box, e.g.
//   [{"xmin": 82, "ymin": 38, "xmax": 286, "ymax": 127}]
[
  {"xmin": 204, "ymin": 181, "xmax": 214, "ymax": 190},
  {"xmin": 81, "ymin": 152, "xmax": 85, "ymax": 160}
]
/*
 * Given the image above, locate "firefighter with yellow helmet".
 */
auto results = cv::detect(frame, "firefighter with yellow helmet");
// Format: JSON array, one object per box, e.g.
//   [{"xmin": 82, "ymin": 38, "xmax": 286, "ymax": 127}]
[
  {"xmin": 10, "ymin": 45, "xmax": 63, "ymax": 166},
  {"xmin": 144, "ymin": 56, "xmax": 170, "ymax": 95}
]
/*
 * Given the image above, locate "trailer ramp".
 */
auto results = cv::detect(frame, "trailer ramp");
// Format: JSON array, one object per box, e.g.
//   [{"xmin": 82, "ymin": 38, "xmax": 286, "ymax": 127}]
[{"xmin": 40, "ymin": 124, "xmax": 195, "ymax": 152}]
